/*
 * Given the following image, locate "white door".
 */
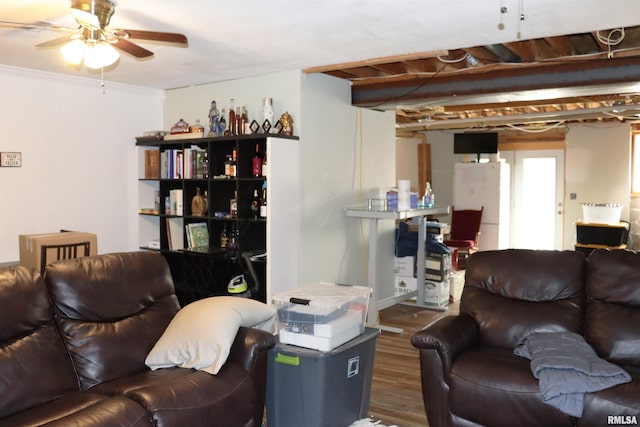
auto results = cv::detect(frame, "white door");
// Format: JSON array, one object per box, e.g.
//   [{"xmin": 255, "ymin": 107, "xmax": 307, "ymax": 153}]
[{"xmin": 507, "ymin": 150, "xmax": 565, "ymax": 250}]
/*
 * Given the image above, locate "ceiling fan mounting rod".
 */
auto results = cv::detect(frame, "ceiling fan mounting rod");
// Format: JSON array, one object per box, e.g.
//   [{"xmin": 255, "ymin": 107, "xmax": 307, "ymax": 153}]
[{"xmin": 71, "ymin": 0, "xmax": 116, "ymax": 29}]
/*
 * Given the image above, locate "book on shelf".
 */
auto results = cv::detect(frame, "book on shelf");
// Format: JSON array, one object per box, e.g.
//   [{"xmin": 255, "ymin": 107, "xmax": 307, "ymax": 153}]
[
  {"xmin": 159, "ymin": 146, "xmax": 207, "ymax": 180},
  {"xmin": 144, "ymin": 150, "xmax": 160, "ymax": 179},
  {"xmin": 194, "ymin": 149, "xmax": 208, "ymax": 179},
  {"xmin": 167, "ymin": 218, "xmax": 184, "ymax": 250},
  {"xmin": 169, "ymin": 189, "xmax": 183, "ymax": 215},
  {"xmin": 186, "ymin": 222, "xmax": 209, "ymax": 249}
]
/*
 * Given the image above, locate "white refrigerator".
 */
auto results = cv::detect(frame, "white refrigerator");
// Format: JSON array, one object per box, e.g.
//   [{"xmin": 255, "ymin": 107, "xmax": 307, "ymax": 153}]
[{"xmin": 453, "ymin": 162, "xmax": 511, "ymax": 251}]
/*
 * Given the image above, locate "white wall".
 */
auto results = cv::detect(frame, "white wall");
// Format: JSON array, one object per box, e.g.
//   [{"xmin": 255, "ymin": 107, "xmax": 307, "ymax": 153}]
[
  {"xmin": 0, "ymin": 65, "xmax": 396, "ymax": 298},
  {"xmin": 396, "ymin": 137, "xmax": 420, "ymax": 188},
  {"xmin": 163, "ymin": 70, "xmax": 396, "ymax": 295},
  {"xmin": 0, "ymin": 65, "xmax": 164, "ymax": 263},
  {"xmin": 299, "ymin": 73, "xmax": 396, "ymax": 294},
  {"xmin": 404, "ymin": 131, "xmax": 459, "ymax": 225},
  {"xmin": 417, "ymin": 123, "xmax": 632, "ymax": 250},
  {"xmin": 162, "ymin": 70, "xmax": 301, "ymax": 135},
  {"xmin": 564, "ymin": 123, "xmax": 631, "ymax": 248}
]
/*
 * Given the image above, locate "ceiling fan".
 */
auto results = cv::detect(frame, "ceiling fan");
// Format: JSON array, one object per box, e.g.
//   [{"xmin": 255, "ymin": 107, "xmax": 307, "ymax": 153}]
[{"xmin": 1, "ymin": 0, "xmax": 188, "ymax": 69}]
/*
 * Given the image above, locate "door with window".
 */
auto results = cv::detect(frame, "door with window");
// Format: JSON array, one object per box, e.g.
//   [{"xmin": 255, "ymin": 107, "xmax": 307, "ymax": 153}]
[{"xmin": 505, "ymin": 150, "xmax": 565, "ymax": 250}]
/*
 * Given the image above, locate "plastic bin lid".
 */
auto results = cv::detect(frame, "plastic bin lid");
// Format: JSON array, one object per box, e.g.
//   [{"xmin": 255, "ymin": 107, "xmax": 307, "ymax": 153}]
[{"xmin": 272, "ymin": 282, "xmax": 371, "ymax": 309}]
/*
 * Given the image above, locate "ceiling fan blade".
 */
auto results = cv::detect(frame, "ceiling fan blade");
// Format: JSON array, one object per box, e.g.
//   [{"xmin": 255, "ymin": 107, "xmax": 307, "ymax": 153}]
[
  {"xmin": 116, "ymin": 29, "xmax": 188, "ymax": 46},
  {"xmin": 112, "ymin": 38, "xmax": 154, "ymax": 58},
  {"xmin": 0, "ymin": 20, "xmax": 77, "ymax": 32},
  {"xmin": 36, "ymin": 35, "xmax": 75, "ymax": 48}
]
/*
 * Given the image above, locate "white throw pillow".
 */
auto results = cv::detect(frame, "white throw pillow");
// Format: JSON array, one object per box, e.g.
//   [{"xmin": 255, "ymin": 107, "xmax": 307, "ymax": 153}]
[{"xmin": 145, "ymin": 296, "xmax": 276, "ymax": 375}]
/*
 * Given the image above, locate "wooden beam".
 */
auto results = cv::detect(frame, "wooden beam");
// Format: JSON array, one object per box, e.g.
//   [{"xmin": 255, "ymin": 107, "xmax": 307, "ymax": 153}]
[
  {"xmin": 302, "ymin": 50, "xmax": 448, "ymax": 74},
  {"xmin": 417, "ymin": 137, "xmax": 431, "ymax": 197}
]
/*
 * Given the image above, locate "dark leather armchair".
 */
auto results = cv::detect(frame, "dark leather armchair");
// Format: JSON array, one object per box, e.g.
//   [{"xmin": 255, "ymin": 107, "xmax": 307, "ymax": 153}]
[
  {"xmin": 411, "ymin": 249, "xmax": 587, "ymax": 427},
  {"xmin": 412, "ymin": 248, "xmax": 640, "ymax": 426}
]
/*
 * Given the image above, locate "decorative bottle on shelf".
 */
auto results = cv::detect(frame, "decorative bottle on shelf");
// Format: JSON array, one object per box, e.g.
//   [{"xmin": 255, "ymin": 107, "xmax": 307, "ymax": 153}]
[
  {"xmin": 241, "ymin": 106, "xmax": 249, "ymax": 135},
  {"xmin": 262, "ymin": 97, "xmax": 274, "ymax": 133},
  {"xmin": 235, "ymin": 107, "xmax": 242, "ymax": 135},
  {"xmin": 230, "ymin": 149, "xmax": 237, "ymax": 177},
  {"xmin": 252, "ymin": 144, "xmax": 262, "ymax": 177},
  {"xmin": 260, "ymin": 181, "xmax": 267, "ymax": 218},
  {"xmin": 229, "ymin": 99, "xmax": 236, "ymax": 135},
  {"xmin": 224, "ymin": 154, "xmax": 232, "ymax": 177},
  {"xmin": 191, "ymin": 119, "xmax": 205, "ymax": 136},
  {"xmin": 220, "ymin": 225, "xmax": 228, "ymax": 249},
  {"xmin": 261, "ymin": 150, "xmax": 267, "ymax": 178},
  {"xmin": 220, "ymin": 109, "xmax": 227, "ymax": 136},
  {"xmin": 230, "ymin": 191, "xmax": 238, "ymax": 218},
  {"xmin": 191, "ymin": 187, "xmax": 205, "ymax": 216},
  {"xmin": 208, "ymin": 100, "xmax": 221, "ymax": 136},
  {"xmin": 203, "ymin": 190, "xmax": 209, "ymax": 215},
  {"xmin": 250, "ymin": 189, "xmax": 260, "ymax": 219},
  {"xmin": 227, "ymin": 225, "xmax": 239, "ymax": 259},
  {"xmin": 201, "ymin": 151, "xmax": 209, "ymax": 179}
]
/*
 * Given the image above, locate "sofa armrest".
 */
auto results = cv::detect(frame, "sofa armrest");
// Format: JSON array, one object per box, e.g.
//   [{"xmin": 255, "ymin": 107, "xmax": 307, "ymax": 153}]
[
  {"xmin": 411, "ymin": 314, "xmax": 478, "ymax": 427},
  {"xmin": 228, "ymin": 326, "xmax": 277, "ymax": 374},
  {"xmin": 411, "ymin": 314, "xmax": 478, "ymax": 378},
  {"xmin": 228, "ymin": 327, "xmax": 276, "ymax": 426}
]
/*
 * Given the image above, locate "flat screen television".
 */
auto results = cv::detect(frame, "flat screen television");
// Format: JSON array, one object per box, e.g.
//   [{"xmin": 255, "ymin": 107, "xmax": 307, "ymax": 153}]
[{"xmin": 454, "ymin": 132, "xmax": 499, "ymax": 161}]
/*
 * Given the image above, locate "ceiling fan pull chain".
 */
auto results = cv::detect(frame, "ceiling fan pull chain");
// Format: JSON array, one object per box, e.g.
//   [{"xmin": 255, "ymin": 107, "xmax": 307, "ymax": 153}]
[{"xmin": 101, "ymin": 66, "xmax": 106, "ymax": 94}]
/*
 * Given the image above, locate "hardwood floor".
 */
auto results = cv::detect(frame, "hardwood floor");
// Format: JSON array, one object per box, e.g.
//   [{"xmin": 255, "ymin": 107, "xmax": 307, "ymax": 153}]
[{"xmin": 366, "ymin": 301, "xmax": 460, "ymax": 427}]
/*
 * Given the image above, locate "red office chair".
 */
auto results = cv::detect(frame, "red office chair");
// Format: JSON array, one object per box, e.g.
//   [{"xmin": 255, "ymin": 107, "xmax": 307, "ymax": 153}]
[{"xmin": 444, "ymin": 206, "xmax": 484, "ymax": 268}]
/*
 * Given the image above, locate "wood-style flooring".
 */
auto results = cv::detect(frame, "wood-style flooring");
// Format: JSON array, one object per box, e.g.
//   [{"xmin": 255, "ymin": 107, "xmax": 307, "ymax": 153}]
[{"xmin": 366, "ymin": 301, "xmax": 460, "ymax": 427}]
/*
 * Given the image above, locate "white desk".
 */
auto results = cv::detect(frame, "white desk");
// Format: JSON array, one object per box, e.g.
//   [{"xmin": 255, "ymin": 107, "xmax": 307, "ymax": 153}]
[{"xmin": 346, "ymin": 204, "xmax": 450, "ymax": 331}]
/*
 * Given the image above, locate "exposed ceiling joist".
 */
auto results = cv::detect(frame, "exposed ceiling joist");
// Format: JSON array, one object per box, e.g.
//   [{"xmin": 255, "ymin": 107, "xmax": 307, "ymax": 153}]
[
  {"xmin": 351, "ymin": 56, "xmax": 640, "ymax": 110},
  {"xmin": 305, "ymin": 25, "xmax": 640, "ymax": 135}
]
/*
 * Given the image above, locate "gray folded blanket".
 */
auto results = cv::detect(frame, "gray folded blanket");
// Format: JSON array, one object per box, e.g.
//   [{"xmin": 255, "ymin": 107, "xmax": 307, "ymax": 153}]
[{"xmin": 514, "ymin": 331, "xmax": 631, "ymax": 417}]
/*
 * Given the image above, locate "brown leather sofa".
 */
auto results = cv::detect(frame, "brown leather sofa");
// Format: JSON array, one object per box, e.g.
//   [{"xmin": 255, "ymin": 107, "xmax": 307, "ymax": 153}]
[
  {"xmin": 0, "ymin": 251, "xmax": 276, "ymax": 427},
  {"xmin": 411, "ymin": 249, "xmax": 640, "ymax": 427}
]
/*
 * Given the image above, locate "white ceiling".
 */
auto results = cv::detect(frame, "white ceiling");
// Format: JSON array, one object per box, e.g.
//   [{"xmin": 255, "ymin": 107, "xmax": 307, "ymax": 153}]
[{"xmin": 2, "ymin": 0, "xmax": 640, "ymax": 90}]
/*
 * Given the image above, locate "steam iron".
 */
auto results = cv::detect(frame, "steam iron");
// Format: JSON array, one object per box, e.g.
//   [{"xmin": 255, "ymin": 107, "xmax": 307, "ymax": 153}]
[{"xmin": 227, "ymin": 274, "xmax": 248, "ymax": 294}]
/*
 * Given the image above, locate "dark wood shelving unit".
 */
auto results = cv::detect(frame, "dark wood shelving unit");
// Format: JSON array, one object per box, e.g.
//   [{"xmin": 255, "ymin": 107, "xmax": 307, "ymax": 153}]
[{"xmin": 137, "ymin": 133, "xmax": 298, "ymax": 305}]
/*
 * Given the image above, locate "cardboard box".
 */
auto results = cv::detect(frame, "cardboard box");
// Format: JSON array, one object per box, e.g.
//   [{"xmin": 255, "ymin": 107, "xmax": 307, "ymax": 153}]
[
  {"xmin": 19, "ymin": 231, "xmax": 98, "ymax": 272},
  {"xmin": 394, "ymin": 256, "xmax": 415, "ymax": 277},
  {"xmin": 424, "ymin": 253, "xmax": 452, "ymax": 281},
  {"xmin": 394, "ymin": 275, "xmax": 417, "ymax": 297},
  {"xmin": 424, "ymin": 278, "xmax": 450, "ymax": 307}
]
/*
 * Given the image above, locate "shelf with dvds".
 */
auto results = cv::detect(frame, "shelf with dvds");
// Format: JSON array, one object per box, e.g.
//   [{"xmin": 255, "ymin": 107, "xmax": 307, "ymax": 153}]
[{"xmin": 136, "ymin": 133, "xmax": 299, "ymax": 305}]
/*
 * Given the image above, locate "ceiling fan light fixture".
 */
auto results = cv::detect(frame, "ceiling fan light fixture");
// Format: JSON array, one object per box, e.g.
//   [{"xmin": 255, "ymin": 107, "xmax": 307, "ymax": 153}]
[
  {"xmin": 83, "ymin": 41, "xmax": 119, "ymax": 69},
  {"xmin": 61, "ymin": 39, "xmax": 87, "ymax": 65}
]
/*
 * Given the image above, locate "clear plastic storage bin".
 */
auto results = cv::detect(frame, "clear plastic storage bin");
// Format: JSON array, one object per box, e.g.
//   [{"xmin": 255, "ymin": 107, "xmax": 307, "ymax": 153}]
[{"xmin": 272, "ymin": 282, "xmax": 371, "ymax": 351}]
